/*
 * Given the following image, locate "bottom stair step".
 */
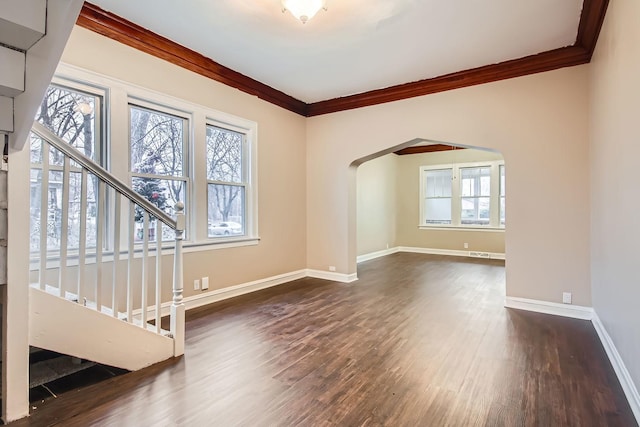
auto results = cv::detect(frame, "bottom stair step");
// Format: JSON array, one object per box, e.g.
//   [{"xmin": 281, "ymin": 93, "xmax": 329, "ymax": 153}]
[{"xmin": 30, "ymin": 355, "xmax": 96, "ymax": 388}]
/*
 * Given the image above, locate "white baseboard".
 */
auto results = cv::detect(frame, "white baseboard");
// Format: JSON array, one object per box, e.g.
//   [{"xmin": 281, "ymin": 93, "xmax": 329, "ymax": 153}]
[
  {"xmin": 306, "ymin": 269, "xmax": 358, "ymax": 283},
  {"xmin": 144, "ymin": 268, "xmax": 358, "ymax": 319},
  {"xmin": 146, "ymin": 269, "xmax": 308, "ymax": 318},
  {"xmin": 398, "ymin": 246, "xmax": 505, "ymax": 260},
  {"xmin": 357, "ymin": 247, "xmax": 399, "ymax": 263},
  {"xmin": 592, "ymin": 313, "xmax": 640, "ymax": 423},
  {"xmin": 504, "ymin": 296, "xmax": 593, "ymax": 320}
]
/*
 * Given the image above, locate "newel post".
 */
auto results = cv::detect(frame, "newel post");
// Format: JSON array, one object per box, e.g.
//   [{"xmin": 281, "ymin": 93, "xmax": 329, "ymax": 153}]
[{"xmin": 171, "ymin": 202, "xmax": 185, "ymax": 357}]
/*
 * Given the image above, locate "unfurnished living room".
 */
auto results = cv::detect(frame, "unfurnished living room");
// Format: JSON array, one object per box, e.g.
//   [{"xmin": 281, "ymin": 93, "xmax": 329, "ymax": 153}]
[{"xmin": 1, "ymin": 0, "xmax": 639, "ymax": 425}]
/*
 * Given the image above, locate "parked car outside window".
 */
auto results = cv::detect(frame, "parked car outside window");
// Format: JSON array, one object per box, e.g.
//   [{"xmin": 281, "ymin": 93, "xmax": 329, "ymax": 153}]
[{"xmin": 208, "ymin": 221, "xmax": 243, "ymax": 236}]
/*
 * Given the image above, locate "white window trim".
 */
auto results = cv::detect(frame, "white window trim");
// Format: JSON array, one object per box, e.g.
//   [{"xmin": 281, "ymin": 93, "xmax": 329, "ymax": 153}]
[
  {"xmin": 45, "ymin": 62, "xmax": 260, "ymax": 253},
  {"xmin": 127, "ymin": 99, "xmax": 192, "ymax": 241},
  {"xmin": 205, "ymin": 117, "xmax": 258, "ymax": 241},
  {"xmin": 30, "ymin": 77, "xmax": 110, "ymax": 257},
  {"xmin": 419, "ymin": 160, "xmax": 505, "ymax": 230}
]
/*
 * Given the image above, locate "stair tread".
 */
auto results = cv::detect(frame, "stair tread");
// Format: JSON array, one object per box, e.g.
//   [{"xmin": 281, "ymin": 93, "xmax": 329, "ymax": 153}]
[{"xmin": 30, "ymin": 356, "xmax": 96, "ymax": 388}]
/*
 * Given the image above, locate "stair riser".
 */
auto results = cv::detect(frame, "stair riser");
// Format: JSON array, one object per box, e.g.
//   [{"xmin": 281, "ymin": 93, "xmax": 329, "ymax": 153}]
[
  {"xmin": 0, "ymin": 96, "xmax": 13, "ymax": 133},
  {"xmin": 0, "ymin": 0, "xmax": 46, "ymax": 50},
  {"xmin": 0, "ymin": 46, "xmax": 25, "ymax": 97}
]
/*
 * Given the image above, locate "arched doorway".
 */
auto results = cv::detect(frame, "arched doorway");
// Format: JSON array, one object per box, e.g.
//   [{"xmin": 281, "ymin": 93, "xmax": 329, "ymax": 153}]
[{"xmin": 352, "ymin": 139, "xmax": 506, "ymax": 285}]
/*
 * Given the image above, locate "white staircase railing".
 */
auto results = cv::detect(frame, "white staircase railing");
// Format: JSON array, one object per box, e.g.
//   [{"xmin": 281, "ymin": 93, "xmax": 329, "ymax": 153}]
[{"xmin": 30, "ymin": 121, "xmax": 185, "ymax": 356}]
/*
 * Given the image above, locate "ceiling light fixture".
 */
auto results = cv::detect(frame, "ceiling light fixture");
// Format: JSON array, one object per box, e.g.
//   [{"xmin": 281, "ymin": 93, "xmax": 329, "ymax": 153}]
[{"xmin": 281, "ymin": 0, "xmax": 327, "ymax": 24}]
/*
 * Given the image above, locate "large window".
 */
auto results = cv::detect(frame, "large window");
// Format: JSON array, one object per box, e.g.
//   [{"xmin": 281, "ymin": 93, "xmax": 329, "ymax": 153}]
[
  {"xmin": 30, "ymin": 81, "xmax": 105, "ymax": 252},
  {"xmin": 206, "ymin": 124, "xmax": 247, "ymax": 238},
  {"xmin": 30, "ymin": 64, "xmax": 259, "ymax": 256},
  {"xmin": 129, "ymin": 103, "xmax": 188, "ymax": 242},
  {"xmin": 420, "ymin": 161, "xmax": 504, "ymax": 229}
]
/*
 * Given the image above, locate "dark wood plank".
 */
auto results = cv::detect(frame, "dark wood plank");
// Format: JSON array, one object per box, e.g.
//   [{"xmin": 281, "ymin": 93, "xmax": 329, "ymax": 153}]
[
  {"xmin": 10, "ymin": 254, "xmax": 636, "ymax": 426},
  {"xmin": 577, "ymin": 0, "xmax": 610, "ymax": 57}
]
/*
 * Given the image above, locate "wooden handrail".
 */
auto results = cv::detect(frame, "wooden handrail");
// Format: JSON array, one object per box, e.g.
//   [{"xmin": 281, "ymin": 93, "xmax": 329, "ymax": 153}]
[{"xmin": 31, "ymin": 121, "xmax": 179, "ymax": 230}]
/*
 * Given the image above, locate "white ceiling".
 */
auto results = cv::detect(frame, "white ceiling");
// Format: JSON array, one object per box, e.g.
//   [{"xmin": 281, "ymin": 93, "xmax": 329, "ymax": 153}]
[{"xmin": 89, "ymin": 0, "xmax": 584, "ymax": 103}]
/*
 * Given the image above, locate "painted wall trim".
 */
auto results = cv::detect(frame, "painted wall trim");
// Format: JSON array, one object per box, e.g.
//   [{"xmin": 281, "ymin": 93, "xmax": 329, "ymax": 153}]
[
  {"xmin": 398, "ymin": 246, "xmax": 506, "ymax": 260},
  {"xmin": 504, "ymin": 296, "xmax": 593, "ymax": 320},
  {"xmin": 145, "ymin": 269, "xmax": 309, "ymax": 318},
  {"xmin": 141, "ymin": 268, "xmax": 357, "ymax": 320},
  {"xmin": 357, "ymin": 247, "xmax": 400, "ymax": 263},
  {"xmin": 592, "ymin": 313, "xmax": 640, "ymax": 423},
  {"xmin": 306, "ymin": 269, "xmax": 358, "ymax": 283}
]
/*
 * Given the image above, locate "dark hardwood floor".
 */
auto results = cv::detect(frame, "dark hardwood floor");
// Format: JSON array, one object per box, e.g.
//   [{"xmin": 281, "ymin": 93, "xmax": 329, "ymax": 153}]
[{"xmin": 11, "ymin": 253, "xmax": 636, "ymax": 426}]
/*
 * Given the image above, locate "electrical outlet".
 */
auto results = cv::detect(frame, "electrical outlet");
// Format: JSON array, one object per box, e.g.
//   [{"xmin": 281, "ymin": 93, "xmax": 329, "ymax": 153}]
[
  {"xmin": 194, "ymin": 279, "xmax": 200, "ymax": 291},
  {"xmin": 329, "ymin": 266, "xmax": 336, "ymax": 272},
  {"xmin": 202, "ymin": 277, "xmax": 209, "ymax": 290},
  {"xmin": 562, "ymin": 292, "xmax": 572, "ymax": 304},
  {"xmin": 464, "ymin": 242, "xmax": 469, "ymax": 249}
]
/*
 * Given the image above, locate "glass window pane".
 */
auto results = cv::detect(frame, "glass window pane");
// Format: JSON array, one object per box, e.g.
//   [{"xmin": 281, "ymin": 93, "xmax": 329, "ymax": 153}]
[
  {"xmin": 500, "ymin": 197, "xmax": 506, "ymax": 225},
  {"xmin": 425, "ymin": 198, "xmax": 451, "ymax": 224},
  {"xmin": 35, "ymin": 84, "xmax": 99, "ymax": 162},
  {"xmin": 461, "ymin": 167, "xmax": 490, "ymax": 197},
  {"xmin": 461, "ymin": 197, "xmax": 490, "ymax": 225},
  {"xmin": 206, "ymin": 125, "xmax": 243, "ymax": 183},
  {"xmin": 132, "ymin": 177, "xmax": 186, "ymax": 242},
  {"xmin": 500, "ymin": 165, "xmax": 506, "ymax": 197},
  {"xmin": 30, "ymin": 170, "xmax": 99, "ymax": 252},
  {"xmin": 30, "ymin": 169, "xmax": 42, "ymax": 252},
  {"xmin": 31, "ymin": 84, "xmax": 104, "ymax": 255},
  {"xmin": 30, "ymin": 134, "xmax": 43, "ymax": 164},
  {"xmin": 130, "ymin": 106, "xmax": 184, "ymax": 177},
  {"xmin": 208, "ymin": 184, "xmax": 245, "ymax": 237},
  {"xmin": 425, "ymin": 169, "xmax": 452, "ymax": 197}
]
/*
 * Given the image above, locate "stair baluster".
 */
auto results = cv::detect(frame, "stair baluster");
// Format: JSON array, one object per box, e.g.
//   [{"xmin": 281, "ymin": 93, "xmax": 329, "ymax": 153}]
[
  {"xmin": 30, "ymin": 121, "xmax": 185, "ymax": 356},
  {"xmin": 155, "ymin": 221, "xmax": 163, "ymax": 334},
  {"xmin": 112, "ymin": 191, "xmax": 121, "ymax": 317}
]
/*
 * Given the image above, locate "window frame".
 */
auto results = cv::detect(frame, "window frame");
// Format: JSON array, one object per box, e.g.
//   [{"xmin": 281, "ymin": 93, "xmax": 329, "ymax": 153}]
[
  {"xmin": 204, "ymin": 116, "xmax": 258, "ymax": 242},
  {"xmin": 29, "ymin": 77, "xmax": 109, "ymax": 256},
  {"xmin": 419, "ymin": 160, "xmax": 505, "ymax": 230},
  {"xmin": 50, "ymin": 62, "xmax": 260, "ymax": 251},
  {"xmin": 127, "ymin": 98, "xmax": 191, "ymax": 242},
  {"xmin": 499, "ymin": 164, "xmax": 506, "ymax": 226},
  {"xmin": 205, "ymin": 121, "xmax": 248, "ymax": 240}
]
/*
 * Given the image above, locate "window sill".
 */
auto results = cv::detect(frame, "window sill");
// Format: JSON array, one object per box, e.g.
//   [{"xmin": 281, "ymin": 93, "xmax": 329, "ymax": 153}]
[
  {"xmin": 418, "ymin": 226, "xmax": 505, "ymax": 233},
  {"xmin": 183, "ymin": 237, "xmax": 260, "ymax": 253},
  {"xmin": 30, "ymin": 236, "xmax": 261, "ymax": 270}
]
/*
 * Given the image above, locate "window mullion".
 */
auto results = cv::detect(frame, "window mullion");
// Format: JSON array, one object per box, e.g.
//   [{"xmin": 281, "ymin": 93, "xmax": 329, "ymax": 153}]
[
  {"xmin": 452, "ymin": 166, "xmax": 461, "ymax": 227},
  {"xmin": 490, "ymin": 162, "xmax": 500, "ymax": 227}
]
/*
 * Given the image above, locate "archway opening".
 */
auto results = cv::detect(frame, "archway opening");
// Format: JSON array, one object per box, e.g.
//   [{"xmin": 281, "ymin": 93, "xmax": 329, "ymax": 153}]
[{"xmin": 352, "ymin": 138, "xmax": 506, "ymax": 288}]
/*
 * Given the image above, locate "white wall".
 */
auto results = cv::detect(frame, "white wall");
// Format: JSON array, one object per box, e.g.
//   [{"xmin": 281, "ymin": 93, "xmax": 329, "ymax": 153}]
[
  {"xmin": 356, "ymin": 154, "xmax": 397, "ymax": 256},
  {"xmin": 589, "ymin": 0, "xmax": 640, "ymax": 397},
  {"xmin": 308, "ymin": 65, "xmax": 591, "ymax": 306}
]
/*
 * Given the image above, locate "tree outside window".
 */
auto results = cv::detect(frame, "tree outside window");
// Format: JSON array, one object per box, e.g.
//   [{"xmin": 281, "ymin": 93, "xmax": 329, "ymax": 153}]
[
  {"xmin": 30, "ymin": 83, "xmax": 103, "ymax": 252},
  {"xmin": 206, "ymin": 125, "xmax": 246, "ymax": 238},
  {"xmin": 129, "ymin": 104, "xmax": 187, "ymax": 242}
]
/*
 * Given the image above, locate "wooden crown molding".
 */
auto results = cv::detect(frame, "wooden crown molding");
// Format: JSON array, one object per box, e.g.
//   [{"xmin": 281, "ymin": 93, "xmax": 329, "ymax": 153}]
[
  {"xmin": 394, "ymin": 145, "xmax": 465, "ymax": 156},
  {"xmin": 77, "ymin": 3, "xmax": 307, "ymax": 116},
  {"xmin": 77, "ymin": 1, "xmax": 609, "ymax": 118}
]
